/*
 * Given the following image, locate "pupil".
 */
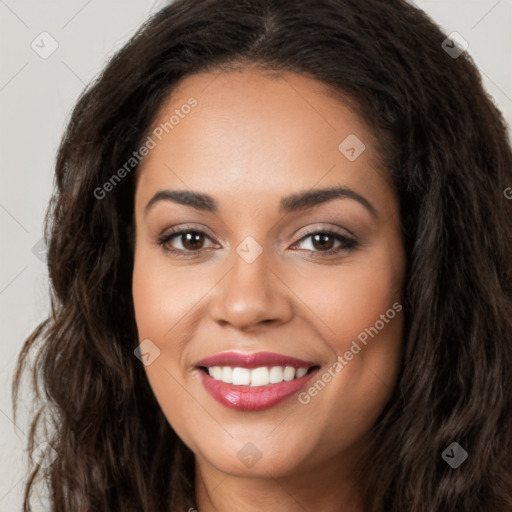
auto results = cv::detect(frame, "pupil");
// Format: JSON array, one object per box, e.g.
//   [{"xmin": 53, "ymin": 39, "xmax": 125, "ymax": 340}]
[
  {"xmin": 313, "ymin": 233, "xmax": 334, "ymax": 250},
  {"xmin": 183, "ymin": 232, "xmax": 203, "ymax": 250}
]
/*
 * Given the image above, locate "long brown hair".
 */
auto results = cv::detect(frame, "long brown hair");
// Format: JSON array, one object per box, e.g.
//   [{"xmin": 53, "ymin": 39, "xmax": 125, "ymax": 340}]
[{"xmin": 13, "ymin": 0, "xmax": 512, "ymax": 510}]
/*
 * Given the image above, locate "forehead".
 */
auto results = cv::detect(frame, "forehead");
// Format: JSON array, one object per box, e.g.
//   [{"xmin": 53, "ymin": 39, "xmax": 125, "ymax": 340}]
[{"xmin": 135, "ymin": 68, "xmax": 391, "ymax": 214}]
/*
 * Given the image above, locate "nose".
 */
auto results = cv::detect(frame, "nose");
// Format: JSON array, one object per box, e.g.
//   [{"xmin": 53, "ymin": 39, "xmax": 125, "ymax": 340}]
[{"xmin": 208, "ymin": 244, "xmax": 294, "ymax": 332}]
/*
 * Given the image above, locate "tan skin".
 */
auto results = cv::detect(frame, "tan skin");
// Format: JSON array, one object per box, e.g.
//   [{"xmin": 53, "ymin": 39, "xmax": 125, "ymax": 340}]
[{"xmin": 132, "ymin": 68, "xmax": 405, "ymax": 512}]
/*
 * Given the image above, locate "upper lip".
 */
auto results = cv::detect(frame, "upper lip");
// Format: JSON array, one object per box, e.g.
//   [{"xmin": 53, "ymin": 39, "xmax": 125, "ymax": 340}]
[{"xmin": 195, "ymin": 351, "xmax": 317, "ymax": 369}]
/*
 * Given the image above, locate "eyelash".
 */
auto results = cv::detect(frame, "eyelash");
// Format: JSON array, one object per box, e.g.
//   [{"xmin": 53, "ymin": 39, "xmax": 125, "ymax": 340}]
[{"xmin": 157, "ymin": 226, "xmax": 359, "ymax": 258}]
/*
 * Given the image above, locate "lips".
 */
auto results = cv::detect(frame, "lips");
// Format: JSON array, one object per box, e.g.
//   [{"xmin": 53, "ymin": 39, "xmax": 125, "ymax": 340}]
[
  {"xmin": 195, "ymin": 351, "xmax": 320, "ymax": 411},
  {"xmin": 196, "ymin": 351, "xmax": 317, "ymax": 369}
]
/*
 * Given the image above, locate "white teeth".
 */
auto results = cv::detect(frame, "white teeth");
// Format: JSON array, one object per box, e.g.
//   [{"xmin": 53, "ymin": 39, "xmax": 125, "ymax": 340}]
[
  {"xmin": 206, "ymin": 365, "xmax": 311, "ymax": 386},
  {"xmin": 232, "ymin": 367, "xmax": 250, "ymax": 385},
  {"xmin": 283, "ymin": 366, "xmax": 295, "ymax": 381},
  {"xmin": 269, "ymin": 366, "xmax": 283, "ymax": 383},
  {"xmin": 221, "ymin": 366, "xmax": 233, "ymax": 384},
  {"xmin": 251, "ymin": 367, "xmax": 270, "ymax": 387},
  {"xmin": 296, "ymin": 367, "xmax": 308, "ymax": 378}
]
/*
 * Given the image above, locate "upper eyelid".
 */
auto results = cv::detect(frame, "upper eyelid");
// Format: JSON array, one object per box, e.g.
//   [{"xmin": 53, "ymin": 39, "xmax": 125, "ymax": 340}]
[
  {"xmin": 159, "ymin": 224, "xmax": 217, "ymax": 243},
  {"xmin": 296, "ymin": 224, "xmax": 356, "ymax": 240}
]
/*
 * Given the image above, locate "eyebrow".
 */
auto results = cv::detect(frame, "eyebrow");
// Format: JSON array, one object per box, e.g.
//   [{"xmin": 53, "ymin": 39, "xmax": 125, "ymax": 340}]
[{"xmin": 144, "ymin": 185, "xmax": 377, "ymax": 218}]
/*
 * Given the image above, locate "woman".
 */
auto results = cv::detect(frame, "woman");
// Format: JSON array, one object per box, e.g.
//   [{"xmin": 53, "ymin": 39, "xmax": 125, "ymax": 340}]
[{"xmin": 13, "ymin": 0, "xmax": 512, "ymax": 510}]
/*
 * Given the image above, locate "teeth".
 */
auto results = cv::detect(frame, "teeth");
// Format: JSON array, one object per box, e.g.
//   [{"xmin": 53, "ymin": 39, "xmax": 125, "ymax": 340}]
[
  {"xmin": 296, "ymin": 367, "xmax": 308, "ymax": 378},
  {"xmin": 232, "ymin": 367, "xmax": 250, "ymax": 385},
  {"xmin": 283, "ymin": 366, "xmax": 295, "ymax": 381},
  {"xmin": 251, "ymin": 367, "xmax": 270, "ymax": 386},
  {"xmin": 205, "ymin": 365, "xmax": 310, "ymax": 386},
  {"xmin": 221, "ymin": 366, "xmax": 233, "ymax": 383},
  {"xmin": 269, "ymin": 366, "xmax": 283, "ymax": 383}
]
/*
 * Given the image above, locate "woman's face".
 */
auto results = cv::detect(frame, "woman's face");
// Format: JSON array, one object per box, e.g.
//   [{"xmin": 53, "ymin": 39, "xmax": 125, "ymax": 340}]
[{"xmin": 132, "ymin": 68, "xmax": 405, "ymax": 482}]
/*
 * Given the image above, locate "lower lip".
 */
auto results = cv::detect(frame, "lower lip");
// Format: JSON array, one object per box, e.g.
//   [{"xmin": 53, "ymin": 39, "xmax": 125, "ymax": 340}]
[{"xmin": 198, "ymin": 369, "xmax": 319, "ymax": 411}]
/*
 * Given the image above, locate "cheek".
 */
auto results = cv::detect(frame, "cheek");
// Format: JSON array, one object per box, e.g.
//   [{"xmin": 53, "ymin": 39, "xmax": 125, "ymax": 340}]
[
  {"xmin": 292, "ymin": 243, "xmax": 404, "ymax": 417},
  {"xmin": 132, "ymin": 243, "xmax": 205, "ymax": 340},
  {"xmin": 131, "ymin": 247, "xmax": 188, "ymax": 387},
  {"xmin": 294, "ymin": 251, "xmax": 403, "ymax": 349},
  {"xmin": 131, "ymin": 250, "xmax": 203, "ymax": 446}
]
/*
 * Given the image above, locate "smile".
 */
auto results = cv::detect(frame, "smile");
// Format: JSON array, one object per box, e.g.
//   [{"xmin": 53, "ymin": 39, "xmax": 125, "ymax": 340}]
[
  {"xmin": 205, "ymin": 365, "xmax": 310, "ymax": 386},
  {"xmin": 195, "ymin": 351, "xmax": 320, "ymax": 411}
]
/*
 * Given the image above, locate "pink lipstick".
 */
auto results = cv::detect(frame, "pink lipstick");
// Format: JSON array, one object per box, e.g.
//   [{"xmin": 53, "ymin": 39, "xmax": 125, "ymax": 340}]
[{"xmin": 195, "ymin": 351, "xmax": 319, "ymax": 411}]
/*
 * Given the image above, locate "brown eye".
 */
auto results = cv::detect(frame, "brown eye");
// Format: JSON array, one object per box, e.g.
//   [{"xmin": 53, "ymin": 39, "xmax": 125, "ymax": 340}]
[
  {"xmin": 293, "ymin": 230, "xmax": 358, "ymax": 255},
  {"xmin": 158, "ymin": 229, "xmax": 215, "ymax": 255},
  {"xmin": 179, "ymin": 231, "xmax": 206, "ymax": 251},
  {"xmin": 310, "ymin": 233, "xmax": 336, "ymax": 251}
]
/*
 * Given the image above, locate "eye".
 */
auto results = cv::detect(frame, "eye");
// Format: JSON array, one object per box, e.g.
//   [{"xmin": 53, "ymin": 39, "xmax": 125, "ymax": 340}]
[
  {"xmin": 291, "ymin": 229, "xmax": 358, "ymax": 256},
  {"xmin": 158, "ymin": 228, "xmax": 216, "ymax": 256},
  {"xmin": 158, "ymin": 226, "xmax": 358, "ymax": 258}
]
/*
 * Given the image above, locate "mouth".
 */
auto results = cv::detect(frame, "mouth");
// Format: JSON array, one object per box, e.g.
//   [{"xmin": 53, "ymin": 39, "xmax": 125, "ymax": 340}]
[{"xmin": 195, "ymin": 351, "xmax": 320, "ymax": 411}]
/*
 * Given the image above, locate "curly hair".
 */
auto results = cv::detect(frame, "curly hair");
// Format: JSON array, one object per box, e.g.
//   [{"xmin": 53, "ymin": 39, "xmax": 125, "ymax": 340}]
[{"xmin": 12, "ymin": 0, "xmax": 512, "ymax": 510}]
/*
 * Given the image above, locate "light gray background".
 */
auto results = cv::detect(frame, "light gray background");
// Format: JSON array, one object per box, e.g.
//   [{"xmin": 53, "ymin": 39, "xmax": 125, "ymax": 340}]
[{"xmin": 1, "ymin": 1, "xmax": 511, "ymax": 510}]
